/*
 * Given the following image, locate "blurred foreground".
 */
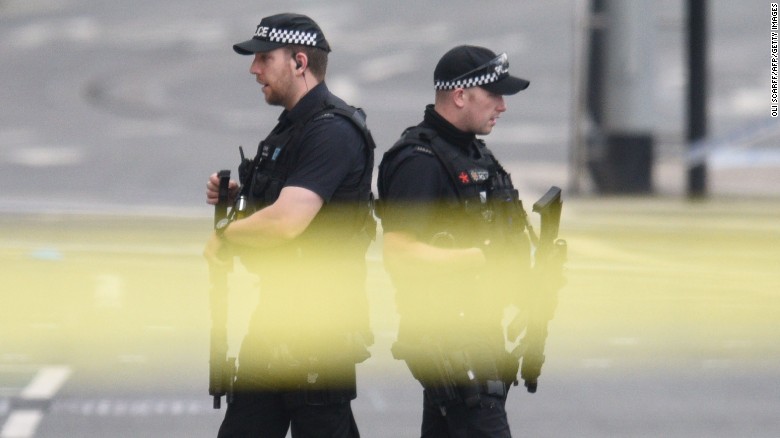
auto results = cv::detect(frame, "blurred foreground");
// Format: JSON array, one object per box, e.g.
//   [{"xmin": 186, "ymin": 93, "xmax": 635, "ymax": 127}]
[{"xmin": 1, "ymin": 196, "xmax": 779, "ymax": 437}]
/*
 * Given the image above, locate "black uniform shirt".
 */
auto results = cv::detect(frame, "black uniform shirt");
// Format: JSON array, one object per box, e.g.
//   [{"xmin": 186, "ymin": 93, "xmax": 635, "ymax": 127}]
[{"xmin": 277, "ymin": 82, "xmax": 366, "ymax": 204}]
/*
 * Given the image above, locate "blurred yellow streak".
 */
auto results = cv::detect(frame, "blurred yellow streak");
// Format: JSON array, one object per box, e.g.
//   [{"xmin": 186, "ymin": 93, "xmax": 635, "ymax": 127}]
[{"xmin": 0, "ymin": 198, "xmax": 778, "ymax": 374}]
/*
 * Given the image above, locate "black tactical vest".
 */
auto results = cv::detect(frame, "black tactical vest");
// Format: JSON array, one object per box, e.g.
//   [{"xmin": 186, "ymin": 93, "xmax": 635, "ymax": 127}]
[
  {"xmin": 379, "ymin": 126, "xmax": 528, "ymax": 247},
  {"xmin": 380, "ymin": 127, "xmax": 532, "ymax": 344},
  {"xmin": 239, "ymin": 95, "xmax": 376, "ymax": 245}
]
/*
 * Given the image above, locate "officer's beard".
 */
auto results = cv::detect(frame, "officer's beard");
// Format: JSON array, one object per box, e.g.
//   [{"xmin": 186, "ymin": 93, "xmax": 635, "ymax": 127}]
[{"xmin": 263, "ymin": 72, "xmax": 295, "ymax": 108}]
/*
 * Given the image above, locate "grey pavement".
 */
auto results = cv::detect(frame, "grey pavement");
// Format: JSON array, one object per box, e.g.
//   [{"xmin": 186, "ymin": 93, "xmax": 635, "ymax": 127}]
[{"xmin": 0, "ymin": 0, "xmax": 778, "ymax": 214}]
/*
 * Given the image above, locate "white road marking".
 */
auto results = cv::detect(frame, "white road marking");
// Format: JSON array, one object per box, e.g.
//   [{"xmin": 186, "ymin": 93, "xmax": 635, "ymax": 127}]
[
  {"xmin": 0, "ymin": 393, "xmax": 210, "ymax": 434},
  {"xmin": 0, "ymin": 366, "xmax": 71, "ymax": 436},
  {"xmin": 0, "ymin": 410, "xmax": 43, "ymax": 438},
  {"xmin": 20, "ymin": 366, "xmax": 71, "ymax": 400}
]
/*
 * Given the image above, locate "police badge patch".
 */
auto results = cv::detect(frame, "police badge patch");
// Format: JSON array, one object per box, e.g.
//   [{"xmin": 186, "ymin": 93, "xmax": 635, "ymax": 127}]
[{"xmin": 469, "ymin": 169, "xmax": 490, "ymax": 182}]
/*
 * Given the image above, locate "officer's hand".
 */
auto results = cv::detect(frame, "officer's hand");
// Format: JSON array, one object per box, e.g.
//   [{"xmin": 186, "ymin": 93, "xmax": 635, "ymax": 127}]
[
  {"xmin": 206, "ymin": 173, "xmax": 239, "ymax": 206},
  {"xmin": 203, "ymin": 233, "xmax": 233, "ymax": 272}
]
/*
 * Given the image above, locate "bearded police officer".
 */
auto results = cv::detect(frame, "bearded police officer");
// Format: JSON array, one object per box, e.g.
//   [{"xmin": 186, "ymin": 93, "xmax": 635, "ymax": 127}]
[
  {"xmin": 378, "ymin": 45, "xmax": 534, "ymax": 437},
  {"xmin": 203, "ymin": 13, "xmax": 375, "ymax": 438}
]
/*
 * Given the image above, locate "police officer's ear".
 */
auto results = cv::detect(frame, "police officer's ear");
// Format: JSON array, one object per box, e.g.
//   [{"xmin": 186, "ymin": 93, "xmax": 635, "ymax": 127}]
[
  {"xmin": 451, "ymin": 87, "xmax": 467, "ymax": 109},
  {"xmin": 292, "ymin": 52, "xmax": 305, "ymax": 72}
]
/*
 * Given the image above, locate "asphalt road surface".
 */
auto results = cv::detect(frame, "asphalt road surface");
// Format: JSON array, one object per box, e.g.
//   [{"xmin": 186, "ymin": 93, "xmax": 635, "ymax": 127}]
[
  {"xmin": 2, "ymin": 0, "xmax": 779, "ymax": 437},
  {"xmin": 1, "ymin": 0, "xmax": 778, "ymax": 210}
]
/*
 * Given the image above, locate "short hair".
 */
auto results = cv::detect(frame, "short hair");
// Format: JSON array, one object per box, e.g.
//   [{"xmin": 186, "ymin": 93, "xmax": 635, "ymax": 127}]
[
  {"xmin": 434, "ymin": 89, "xmax": 450, "ymax": 104},
  {"xmin": 286, "ymin": 45, "xmax": 328, "ymax": 80}
]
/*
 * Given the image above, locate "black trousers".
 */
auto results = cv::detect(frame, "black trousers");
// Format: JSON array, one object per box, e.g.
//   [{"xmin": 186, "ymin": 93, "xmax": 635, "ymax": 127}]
[
  {"xmin": 420, "ymin": 389, "xmax": 511, "ymax": 438},
  {"xmin": 217, "ymin": 342, "xmax": 360, "ymax": 438},
  {"xmin": 217, "ymin": 388, "xmax": 359, "ymax": 438}
]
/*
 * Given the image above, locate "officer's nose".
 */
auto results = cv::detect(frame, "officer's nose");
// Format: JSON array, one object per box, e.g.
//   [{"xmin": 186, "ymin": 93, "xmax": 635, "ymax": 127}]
[
  {"xmin": 250, "ymin": 54, "xmax": 262, "ymax": 75},
  {"xmin": 497, "ymin": 96, "xmax": 507, "ymax": 112}
]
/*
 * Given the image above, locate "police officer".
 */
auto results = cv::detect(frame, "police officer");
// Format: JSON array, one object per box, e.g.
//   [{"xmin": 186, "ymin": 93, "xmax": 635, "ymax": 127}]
[
  {"xmin": 378, "ymin": 45, "xmax": 532, "ymax": 437},
  {"xmin": 203, "ymin": 13, "xmax": 375, "ymax": 438}
]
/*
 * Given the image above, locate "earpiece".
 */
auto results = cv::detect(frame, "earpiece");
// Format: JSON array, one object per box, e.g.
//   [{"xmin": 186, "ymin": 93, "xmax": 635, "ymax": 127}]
[{"xmin": 295, "ymin": 59, "xmax": 302, "ymax": 70}]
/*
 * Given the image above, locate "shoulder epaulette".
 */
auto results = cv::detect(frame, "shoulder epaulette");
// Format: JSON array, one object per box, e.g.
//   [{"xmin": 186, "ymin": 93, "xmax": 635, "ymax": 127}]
[
  {"xmin": 311, "ymin": 112, "xmax": 335, "ymax": 122},
  {"xmin": 412, "ymin": 145, "xmax": 434, "ymax": 156}
]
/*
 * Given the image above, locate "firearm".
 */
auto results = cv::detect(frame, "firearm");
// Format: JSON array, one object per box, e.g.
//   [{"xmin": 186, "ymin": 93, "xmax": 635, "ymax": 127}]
[
  {"xmin": 509, "ymin": 186, "xmax": 567, "ymax": 393},
  {"xmin": 208, "ymin": 169, "xmax": 237, "ymax": 409}
]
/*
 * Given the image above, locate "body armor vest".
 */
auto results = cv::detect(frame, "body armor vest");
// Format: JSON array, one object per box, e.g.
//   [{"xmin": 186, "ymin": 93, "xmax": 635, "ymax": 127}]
[
  {"xmin": 380, "ymin": 127, "xmax": 531, "ymax": 355},
  {"xmin": 380, "ymin": 126, "xmax": 528, "ymax": 247},
  {"xmin": 238, "ymin": 94, "xmax": 376, "ymax": 245}
]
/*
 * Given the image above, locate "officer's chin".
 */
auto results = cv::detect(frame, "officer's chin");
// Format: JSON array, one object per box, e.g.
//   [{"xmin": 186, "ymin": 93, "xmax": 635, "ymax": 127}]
[{"xmin": 478, "ymin": 125, "xmax": 495, "ymax": 136}]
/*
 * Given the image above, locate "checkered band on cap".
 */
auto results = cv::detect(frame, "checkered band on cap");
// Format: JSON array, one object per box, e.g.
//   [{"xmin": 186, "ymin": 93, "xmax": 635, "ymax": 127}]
[
  {"xmin": 435, "ymin": 71, "xmax": 504, "ymax": 90},
  {"xmin": 264, "ymin": 27, "xmax": 319, "ymax": 46}
]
